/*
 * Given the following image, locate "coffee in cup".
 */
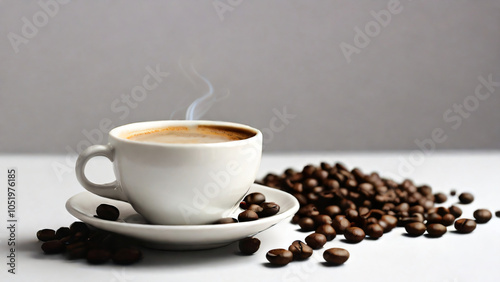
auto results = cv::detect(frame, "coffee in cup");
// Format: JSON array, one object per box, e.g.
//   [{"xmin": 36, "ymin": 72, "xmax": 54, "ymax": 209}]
[{"xmin": 75, "ymin": 120, "xmax": 262, "ymax": 225}]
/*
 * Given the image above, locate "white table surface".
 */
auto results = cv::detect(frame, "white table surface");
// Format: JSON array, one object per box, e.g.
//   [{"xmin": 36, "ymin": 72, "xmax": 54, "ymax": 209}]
[{"xmin": 1, "ymin": 151, "xmax": 499, "ymax": 282}]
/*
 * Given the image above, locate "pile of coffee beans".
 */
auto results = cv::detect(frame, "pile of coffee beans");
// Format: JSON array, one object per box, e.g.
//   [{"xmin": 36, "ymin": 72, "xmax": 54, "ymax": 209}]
[
  {"xmin": 36, "ymin": 221, "xmax": 142, "ymax": 265},
  {"xmin": 254, "ymin": 161, "xmax": 495, "ymax": 266}
]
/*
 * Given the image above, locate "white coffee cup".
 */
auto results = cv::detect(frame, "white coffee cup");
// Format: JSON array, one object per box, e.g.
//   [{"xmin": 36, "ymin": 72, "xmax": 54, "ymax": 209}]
[{"xmin": 75, "ymin": 120, "xmax": 262, "ymax": 225}]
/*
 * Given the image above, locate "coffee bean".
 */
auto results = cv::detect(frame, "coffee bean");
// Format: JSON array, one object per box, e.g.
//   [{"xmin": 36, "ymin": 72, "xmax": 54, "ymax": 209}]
[
  {"xmin": 214, "ymin": 217, "xmax": 238, "ymax": 224},
  {"xmin": 379, "ymin": 215, "xmax": 397, "ymax": 232},
  {"xmin": 239, "ymin": 201, "xmax": 248, "ymax": 209},
  {"xmin": 86, "ymin": 249, "xmax": 111, "ymax": 264},
  {"xmin": 266, "ymin": 249, "xmax": 293, "ymax": 266},
  {"xmin": 496, "ymin": 211, "xmax": 500, "ymax": 218},
  {"xmin": 450, "ymin": 189, "xmax": 456, "ymax": 196},
  {"xmin": 365, "ymin": 223, "xmax": 384, "ymax": 239},
  {"xmin": 247, "ymin": 204, "xmax": 263, "ymax": 213},
  {"xmin": 332, "ymin": 217, "xmax": 350, "ymax": 234},
  {"xmin": 323, "ymin": 248, "xmax": 349, "ymax": 265},
  {"xmin": 298, "ymin": 217, "xmax": 316, "ymax": 231},
  {"xmin": 112, "ymin": 247, "xmax": 142, "ymax": 265},
  {"xmin": 458, "ymin": 192, "xmax": 474, "ymax": 204},
  {"xmin": 41, "ymin": 240, "xmax": 65, "ymax": 254},
  {"xmin": 239, "ymin": 237, "xmax": 261, "ymax": 255},
  {"xmin": 449, "ymin": 205, "xmax": 463, "ymax": 218},
  {"xmin": 409, "ymin": 205, "xmax": 425, "ymax": 215},
  {"xmin": 316, "ymin": 224, "xmax": 336, "ymax": 241},
  {"xmin": 305, "ymin": 233, "xmax": 327, "ymax": 249},
  {"xmin": 96, "ymin": 204, "xmax": 120, "ymax": 221},
  {"xmin": 405, "ymin": 222, "xmax": 426, "ymax": 236},
  {"xmin": 298, "ymin": 204, "xmax": 319, "ymax": 217},
  {"xmin": 454, "ymin": 218, "xmax": 477, "ymax": 233},
  {"xmin": 434, "ymin": 193, "xmax": 448, "ymax": 204},
  {"xmin": 344, "ymin": 227, "xmax": 365, "ymax": 243},
  {"xmin": 259, "ymin": 202, "xmax": 280, "ymax": 217},
  {"xmin": 37, "ymin": 229, "xmax": 56, "ymax": 242},
  {"xmin": 238, "ymin": 210, "xmax": 259, "ymax": 222},
  {"xmin": 345, "ymin": 209, "xmax": 359, "ymax": 222},
  {"xmin": 473, "ymin": 209, "xmax": 492, "ymax": 223},
  {"xmin": 312, "ymin": 214, "xmax": 332, "ymax": 226},
  {"xmin": 288, "ymin": 240, "xmax": 313, "ymax": 260},
  {"xmin": 426, "ymin": 213, "xmax": 442, "ymax": 224},
  {"xmin": 291, "ymin": 214, "xmax": 300, "ymax": 224},
  {"xmin": 70, "ymin": 222, "xmax": 90, "ymax": 237},
  {"xmin": 426, "ymin": 223, "xmax": 447, "ymax": 237},
  {"xmin": 244, "ymin": 192, "xmax": 266, "ymax": 205},
  {"xmin": 441, "ymin": 214, "xmax": 456, "ymax": 226},
  {"xmin": 55, "ymin": 227, "xmax": 72, "ymax": 239}
]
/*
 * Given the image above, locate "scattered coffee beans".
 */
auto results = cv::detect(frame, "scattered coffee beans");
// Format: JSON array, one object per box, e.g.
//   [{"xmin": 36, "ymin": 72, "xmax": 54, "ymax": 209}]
[
  {"xmin": 454, "ymin": 219, "xmax": 477, "ymax": 234},
  {"xmin": 344, "ymin": 227, "xmax": 365, "ymax": 243},
  {"xmin": 305, "ymin": 233, "xmax": 327, "ymax": 249},
  {"xmin": 239, "ymin": 237, "xmax": 261, "ymax": 255},
  {"xmin": 288, "ymin": 240, "xmax": 313, "ymax": 260},
  {"xmin": 37, "ymin": 221, "xmax": 142, "ymax": 265},
  {"xmin": 473, "ymin": 209, "xmax": 492, "ymax": 223},
  {"xmin": 96, "ymin": 204, "xmax": 120, "ymax": 221},
  {"xmin": 266, "ymin": 249, "xmax": 293, "ymax": 266},
  {"xmin": 405, "ymin": 222, "xmax": 426, "ymax": 236},
  {"xmin": 458, "ymin": 192, "xmax": 474, "ymax": 204},
  {"xmin": 323, "ymin": 248, "xmax": 349, "ymax": 265}
]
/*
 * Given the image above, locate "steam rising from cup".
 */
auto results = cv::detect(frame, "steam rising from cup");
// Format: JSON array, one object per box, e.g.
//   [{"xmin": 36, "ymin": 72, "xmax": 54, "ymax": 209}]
[{"xmin": 185, "ymin": 69, "xmax": 215, "ymax": 120}]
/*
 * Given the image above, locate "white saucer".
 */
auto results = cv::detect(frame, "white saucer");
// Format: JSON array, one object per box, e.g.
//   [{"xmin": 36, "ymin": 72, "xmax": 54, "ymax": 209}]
[{"xmin": 66, "ymin": 183, "xmax": 299, "ymax": 250}]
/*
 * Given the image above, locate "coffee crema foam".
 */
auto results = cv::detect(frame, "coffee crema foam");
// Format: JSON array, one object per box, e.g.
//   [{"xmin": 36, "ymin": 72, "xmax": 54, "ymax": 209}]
[{"xmin": 124, "ymin": 125, "xmax": 255, "ymax": 144}]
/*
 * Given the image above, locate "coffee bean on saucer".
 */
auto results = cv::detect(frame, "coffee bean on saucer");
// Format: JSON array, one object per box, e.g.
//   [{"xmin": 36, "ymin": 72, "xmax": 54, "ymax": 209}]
[
  {"xmin": 473, "ymin": 209, "xmax": 492, "ymax": 223},
  {"xmin": 41, "ymin": 240, "xmax": 65, "ymax": 254},
  {"xmin": 288, "ymin": 240, "xmax": 313, "ymax": 260},
  {"xmin": 426, "ymin": 223, "xmax": 446, "ymax": 237},
  {"xmin": 112, "ymin": 247, "xmax": 142, "ymax": 265},
  {"xmin": 344, "ymin": 227, "xmax": 365, "ymax": 243},
  {"xmin": 305, "ymin": 233, "xmax": 327, "ymax": 249},
  {"xmin": 258, "ymin": 202, "xmax": 280, "ymax": 218},
  {"xmin": 87, "ymin": 249, "xmax": 111, "ymax": 264},
  {"xmin": 247, "ymin": 204, "xmax": 263, "ymax": 214},
  {"xmin": 266, "ymin": 249, "xmax": 293, "ymax": 266},
  {"xmin": 458, "ymin": 192, "xmax": 474, "ymax": 204},
  {"xmin": 96, "ymin": 204, "xmax": 120, "ymax": 221},
  {"xmin": 214, "ymin": 217, "xmax": 238, "ymax": 224},
  {"xmin": 244, "ymin": 192, "xmax": 266, "ymax": 205},
  {"xmin": 454, "ymin": 218, "xmax": 476, "ymax": 233},
  {"xmin": 238, "ymin": 210, "xmax": 259, "ymax": 222},
  {"xmin": 37, "ymin": 229, "xmax": 56, "ymax": 242},
  {"xmin": 316, "ymin": 224, "xmax": 336, "ymax": 241},
  {"xmin": 323, "ymin": 248, "xmax": 349, "ymax": 265},
  {"xmin": 239, "ymin": 237, "xmax": 261, "ymax": 255},
  {"xmin": 405, "ymin": 222, "xmax": 426, "ymax": 236}
]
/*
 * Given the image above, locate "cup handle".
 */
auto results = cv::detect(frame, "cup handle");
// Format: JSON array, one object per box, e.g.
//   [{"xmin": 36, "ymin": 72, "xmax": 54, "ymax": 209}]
[{"xmin": 75, "ymin": 144, "xmax": 127, "ymax": 201}]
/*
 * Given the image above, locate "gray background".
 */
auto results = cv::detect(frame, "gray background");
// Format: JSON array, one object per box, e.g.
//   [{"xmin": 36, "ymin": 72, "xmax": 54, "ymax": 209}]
[{"xmin": 1, "ymin": 0, "xmax": 499, "ymax": 154}]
